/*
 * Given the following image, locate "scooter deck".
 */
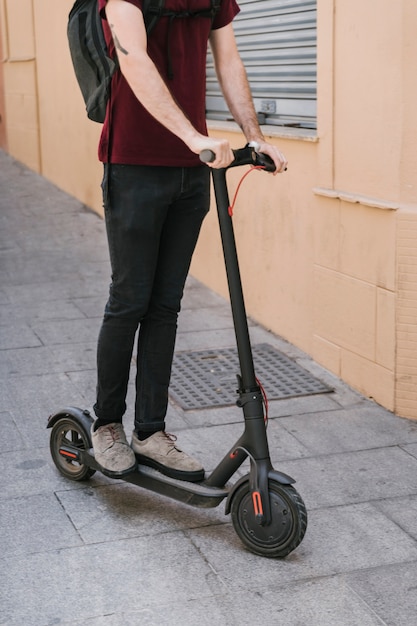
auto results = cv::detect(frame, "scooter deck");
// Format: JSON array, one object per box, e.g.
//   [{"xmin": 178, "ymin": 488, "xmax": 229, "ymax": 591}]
[
  {"xmin": 125, "ymin": 463, "xmax": 229, "ymax": 508},
  {"xmin": 63, "ymin": 444, "xmax": 229, "ymax": 509}
]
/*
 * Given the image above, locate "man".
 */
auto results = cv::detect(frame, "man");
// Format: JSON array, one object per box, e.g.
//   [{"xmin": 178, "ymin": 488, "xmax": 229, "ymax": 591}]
[{"xmin": 92, "ymin": 0, "xmax": 288, "ymax": 480}]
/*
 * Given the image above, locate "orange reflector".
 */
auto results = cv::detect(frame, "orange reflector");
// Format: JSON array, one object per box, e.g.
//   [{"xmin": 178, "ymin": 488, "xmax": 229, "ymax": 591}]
[
  {"xmin": 59, "ymin": 449, "xmax": 78, "ymax": 459},
  {"xmin": 252, "ymin": 491, "xmax": 263, "ymax": 517}
]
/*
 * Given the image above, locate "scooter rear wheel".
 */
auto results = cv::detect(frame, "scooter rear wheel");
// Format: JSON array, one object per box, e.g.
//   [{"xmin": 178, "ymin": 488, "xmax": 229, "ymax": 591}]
[
  {"xmin": 230, "ymin": 478, "xmax": 307, "ymax": 558},
  {"xmin": 49, "ymin": 417, "xmax": 96, "ymax": 481}
]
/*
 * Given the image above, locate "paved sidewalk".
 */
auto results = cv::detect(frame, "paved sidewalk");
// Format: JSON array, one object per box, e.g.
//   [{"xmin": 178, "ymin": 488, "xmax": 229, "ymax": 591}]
[{"xmin": 1, "ymin": 149, "xmax": 417, "ymax": 626}]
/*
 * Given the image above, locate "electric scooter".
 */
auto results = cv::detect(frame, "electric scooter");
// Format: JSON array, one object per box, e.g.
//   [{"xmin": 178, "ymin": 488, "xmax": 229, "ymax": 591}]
[{"xmin": 47, "ymin": 145, "xmax": 307, "ymax": 558}]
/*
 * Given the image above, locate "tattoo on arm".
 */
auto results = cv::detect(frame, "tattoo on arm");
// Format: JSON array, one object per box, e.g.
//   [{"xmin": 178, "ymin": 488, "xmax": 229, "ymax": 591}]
[{"xmin": 109, "ymin": 24, "xmax": 129, "ymax": 56}]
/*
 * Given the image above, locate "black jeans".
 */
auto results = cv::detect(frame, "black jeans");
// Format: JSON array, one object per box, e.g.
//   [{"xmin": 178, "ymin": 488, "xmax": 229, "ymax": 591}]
[{"xmin": 94, "ymin": 163, "xmax": 210, "ymax": 433}]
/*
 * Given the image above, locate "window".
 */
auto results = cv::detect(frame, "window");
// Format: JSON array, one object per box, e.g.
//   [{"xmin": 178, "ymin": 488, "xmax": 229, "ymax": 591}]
[{"xmin": 206, "ymin": 0, "xmax": 317, "ymax": 129}]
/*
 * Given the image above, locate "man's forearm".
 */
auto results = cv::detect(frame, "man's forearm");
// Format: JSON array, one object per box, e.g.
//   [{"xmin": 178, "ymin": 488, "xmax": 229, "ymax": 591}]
[
  {"xmin": 216, "ymin": 55, "xmax": 264, "ymax": 143},
  {"xmin": 210, "ymin": 25, "xmax": 264, "ymax": 143}
]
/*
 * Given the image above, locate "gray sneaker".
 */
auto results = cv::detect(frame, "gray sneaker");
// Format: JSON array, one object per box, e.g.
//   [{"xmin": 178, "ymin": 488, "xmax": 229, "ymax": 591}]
[
  {"xmin": 91, "ymin": 422, "xmax": 137, "ymax": 477},
  {"xmin": 131, "ymin": 431, "xmax": 205, "ymax": 482}
]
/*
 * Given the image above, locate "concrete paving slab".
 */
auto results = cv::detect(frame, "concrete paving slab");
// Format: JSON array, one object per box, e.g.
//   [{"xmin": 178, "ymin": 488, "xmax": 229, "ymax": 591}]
[
  {"xmin": 31, "ymin": 317, "xmax": 102, "ymax": 347},
  {"xmin": 67, "ymin": 578, "xmax": 388, "ymax": 626},
  {"xmin": 178, "ymin": 392, "xmax": 340, "ymax": 428},
  {"xmin": 0, "ymin": 447, "xmax": 109, "ymax": 500},
  {"xmin": 0, "ymin": 323, "xmax": 42, "ymax": 350},
  {"xmin": 265, "ymin": 392, "xmax": 341, "ymax": 418},
  {"xmin": 263, "ymin": 417, "xmax": 314, "ymax": 460},
  {"xmin": 65, "ymin": 368, "xmax": 104, "ymax": 401},
  {"xmin": 0, "ymin": 493, "xmax": 83, "ymax": 559},
  {"xmin": 0, "ymin": 411, "xmax": 25, "ymax": 453},
  {"xmin": 175, "ymin": 327, "xmax": 237, "ymax": 351},
  {"xmin": 2, "ymin": 341, "xmax": 97, "ymax": 377},
  {"xmin": 177, "ymin": 305, "xmax": 246, "ymax": 333},
  {"xmin": 0, "ymin": 346, "xmax": 53, "ymax": 378},
  {"xmin": 207, "ymin": 579, "xmax": 387, "ymax": 626},
  {"xmin": 175, "ymin": 422, "xmax": 245, "ymax": 472},
  {"xmin": 1, "ymin": 250, "xmax": 83, "ymax": 286},
  {"xmin": 373, "ymin": 494, "xmax": 417, "ymax": 541},
  {"xmin": 345, "ymin": 562, "xmax": 417, "ymax": 626},
  {"xmin": 72, "ymin": 296, "xmax": 106, "ymax": 318},
  {"xmin": 278, "ymin": 403, "xmax": 417, "ymax": 455},
  {"xmin": 3, "ymin": 276, "xmax": 107, "ymax": 306},
  {"xmin": 274, "ymin": 446, "xmax": 417, "ymax": 510},
  {"xmin": 0, "ymin": 381, "xmax": 10, "ymax": 412},
  {"xmin": 181, "ymin": 275, "xmax": 229, "ymax": 309},
  {"xmin": 0, "ymin": 299, "xmax": 87, "ymax": 324},
  {"xmin": 67, "ymin": 601, "xmax": 230, "ymax": 626},
  {"xmin": 401, "ymin": 442, "xmax": 417, "ymax": 460},
  {"xmin": 56, "ymin": 481, "xmax": 226, "ymax": 545},
  {"xmin": 4, "ymin": 372, "xmax": 89, "ymax": 419},
  {"xmin": 180, "ymin": 404, "xmax": 244, "ymax": 428},
  {"xmin": 0, "ymin": 532, "xmax": 225, "ymax": 626}
]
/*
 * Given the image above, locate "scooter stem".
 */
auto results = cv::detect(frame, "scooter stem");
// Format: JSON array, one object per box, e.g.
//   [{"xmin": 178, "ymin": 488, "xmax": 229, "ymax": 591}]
[{"xmin": 211, "ymin": 167, "xmax": 257, "ymax": 390}]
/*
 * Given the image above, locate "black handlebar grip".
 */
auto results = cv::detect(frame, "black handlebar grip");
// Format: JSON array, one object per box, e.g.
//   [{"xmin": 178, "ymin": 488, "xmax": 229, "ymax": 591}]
[
  {"xmin": 255, "ymin": 152, "xmax": 276, "ymax": 173},
  {"xmin": 199, "ymin": 149, "xmax": 215, "ymax": 163}
]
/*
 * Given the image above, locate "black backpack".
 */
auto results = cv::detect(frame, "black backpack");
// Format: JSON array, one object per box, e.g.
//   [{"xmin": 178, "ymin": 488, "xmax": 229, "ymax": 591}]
[{"xmin": 68, "ymin": 0, "xmax": 221, "ymax": 123}]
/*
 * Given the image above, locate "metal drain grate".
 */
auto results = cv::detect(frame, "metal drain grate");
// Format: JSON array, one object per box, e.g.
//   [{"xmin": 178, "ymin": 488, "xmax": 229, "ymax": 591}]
[{"xmin": 170, "ymin": 343, "xmax": 333, "ymax": 410}]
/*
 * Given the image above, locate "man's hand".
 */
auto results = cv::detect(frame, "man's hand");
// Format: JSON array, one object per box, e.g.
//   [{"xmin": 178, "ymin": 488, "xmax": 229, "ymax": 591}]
[
  {"xmin": 189, "ymin": 136, "xmax": 234, "ymax": 169},
  {"xmin": 250, "ymin": 141, "xmax": 288, "ymax": 175}
]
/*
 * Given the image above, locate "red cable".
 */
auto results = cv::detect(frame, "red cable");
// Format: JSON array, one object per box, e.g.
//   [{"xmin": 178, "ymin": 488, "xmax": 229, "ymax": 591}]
[
  {"xmin": 228, "ymin": 166, "xmax": 265, "ymax": 216},
  {"xmin": 256, "ymin": 376, "xmax": 269, "ymax": 425}
]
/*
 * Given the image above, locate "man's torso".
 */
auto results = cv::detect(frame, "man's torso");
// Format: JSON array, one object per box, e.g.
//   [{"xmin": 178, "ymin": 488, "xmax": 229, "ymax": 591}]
[{"xmin": 98, "ymin": 0, "xmax": 239, "ymax": 166}]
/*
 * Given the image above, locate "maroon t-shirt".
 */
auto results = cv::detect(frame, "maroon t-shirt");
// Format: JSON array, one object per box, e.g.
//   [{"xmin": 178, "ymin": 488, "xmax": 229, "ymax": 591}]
[{"xmin": 98, "ymin": 0, "xmax": 239, "ymax": 166}]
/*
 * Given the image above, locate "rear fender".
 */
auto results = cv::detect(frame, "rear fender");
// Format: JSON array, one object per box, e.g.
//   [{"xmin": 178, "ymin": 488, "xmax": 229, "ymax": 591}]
[{"xmin": 47, "ymin": 406, "xmax": 94, "ymax": 440}]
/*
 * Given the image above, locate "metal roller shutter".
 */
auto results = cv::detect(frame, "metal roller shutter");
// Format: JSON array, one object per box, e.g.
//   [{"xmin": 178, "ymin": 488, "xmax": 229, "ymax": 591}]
[{"xmin": 206, "ymin": 0, "xmax": 317, "ymax": 129}]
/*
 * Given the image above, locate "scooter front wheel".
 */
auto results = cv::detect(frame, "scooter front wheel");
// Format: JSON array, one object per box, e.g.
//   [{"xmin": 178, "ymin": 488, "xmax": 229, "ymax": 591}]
[
  {"xmin": 230, "ymin": 478, "xmax": 307, "ymax": 558},
  {"xmin": 49, "ymin": 417, "xmax": 96, "ymax": 481}
]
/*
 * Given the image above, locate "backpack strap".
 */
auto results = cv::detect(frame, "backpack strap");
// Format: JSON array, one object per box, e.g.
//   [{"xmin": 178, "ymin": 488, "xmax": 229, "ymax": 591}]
[
  {"xmin": 143, "ymin": 0, "xmax": 166, "ymax": 34},
  {"xmin": 187, "ymin": 0, "xmax": 221, "ymax": 20},
  {"xmin": 146, "ymin": 0, "xmax": 221, "ymax": 23},
  {"xmin": 210, "ymin": 0, "xmax": 222, "ymax": 19}
]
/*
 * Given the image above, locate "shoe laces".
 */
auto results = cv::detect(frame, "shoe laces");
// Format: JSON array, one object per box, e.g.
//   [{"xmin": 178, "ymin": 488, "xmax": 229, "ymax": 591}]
[
  {"xmin": 161, "ymin": 432, "xmax": 181, "ymax": 454},
  {"xmin": 102, "ymin": 423, "xmax": 124, "ymax": 445}
]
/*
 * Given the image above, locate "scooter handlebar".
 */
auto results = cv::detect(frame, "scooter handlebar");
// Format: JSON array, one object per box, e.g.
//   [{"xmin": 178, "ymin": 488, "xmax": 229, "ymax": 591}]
[
  {"xmin": 199, "ymin": 145, "xmax": 276, "ymax": 173},
  {"xmin": 199, "ymin": 149, "xmax": 216, "ymax": 164}
]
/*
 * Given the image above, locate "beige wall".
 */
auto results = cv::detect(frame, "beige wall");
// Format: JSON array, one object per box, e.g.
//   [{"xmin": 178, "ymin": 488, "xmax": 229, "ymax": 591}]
[
  {"xmin": 0, "ymin": 1, "xmax": 6, "ymax": 149},
  {"xmin": 0, "ymin": 0, "xmax": 103, "ymax": 204},
  {"xmin": 1, "ymin": 0, "xmax": 417, "ymax": 418},
  {"xmin": 0, "ymin": 0, "xmax": 38, "ymax": 165}
]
